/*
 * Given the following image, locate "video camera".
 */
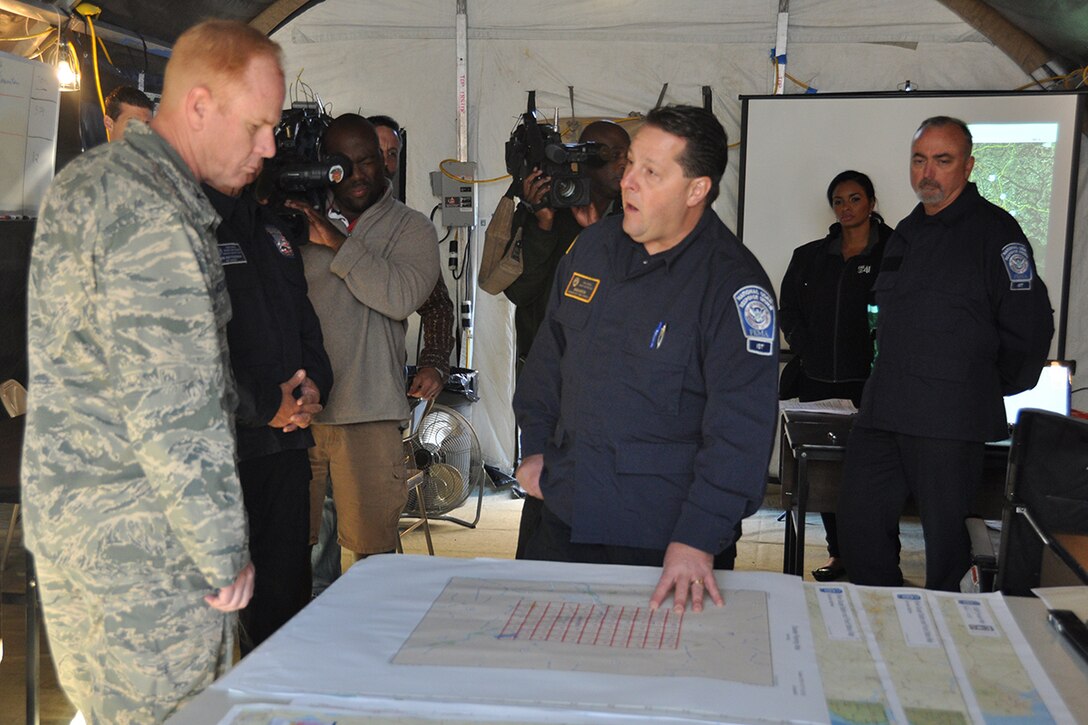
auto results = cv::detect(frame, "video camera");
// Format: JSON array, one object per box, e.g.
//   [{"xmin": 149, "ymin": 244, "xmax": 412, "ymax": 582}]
[
  {"xmin": 254, "ymin": 102, "xmax": 351, "ymax": 210},
  {"xmin": 505, "ymin": 92, "xmax": 606, "ymax": 208}
]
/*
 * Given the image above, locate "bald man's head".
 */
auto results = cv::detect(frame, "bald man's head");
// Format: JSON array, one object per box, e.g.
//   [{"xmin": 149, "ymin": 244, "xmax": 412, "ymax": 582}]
[
  {"xmin": 151, "ymin": 20, "xmax": 285, "ymax": 190},
  {"xmin": 324, "ymin": 114, "xmax": 386, "ymax": 220},
  {"xmin": 580, "ymin": 120, "xmax": 631, "ymax": 201}
]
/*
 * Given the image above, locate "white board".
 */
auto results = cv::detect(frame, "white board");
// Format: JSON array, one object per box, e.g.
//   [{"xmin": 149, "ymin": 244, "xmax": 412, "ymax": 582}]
[{"xmin": 0, "ymin": 50, "xmax": 59, "ymax": 217}]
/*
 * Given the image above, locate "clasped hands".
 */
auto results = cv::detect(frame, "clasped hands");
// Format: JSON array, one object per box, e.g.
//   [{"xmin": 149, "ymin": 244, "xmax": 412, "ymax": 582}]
[{"xmin": 270, "ymin": 368, "xmax": 322, "ymax": 432}]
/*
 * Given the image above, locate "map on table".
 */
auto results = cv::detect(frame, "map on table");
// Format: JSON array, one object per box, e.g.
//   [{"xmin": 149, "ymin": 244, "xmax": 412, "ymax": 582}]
[
  {"xmin": 393, "ymin": 576, "xmax": 773, "ymax": 686},
  {"xmin": 807, "ymin": 584, "xmax": 1072, "ymax": 724}
]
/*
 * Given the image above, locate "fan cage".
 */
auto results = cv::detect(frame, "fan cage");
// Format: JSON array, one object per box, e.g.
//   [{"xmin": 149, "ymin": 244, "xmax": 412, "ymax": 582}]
[{"xmin": 405, "ymin": 404, "xmax": 482, "ymax": 516}]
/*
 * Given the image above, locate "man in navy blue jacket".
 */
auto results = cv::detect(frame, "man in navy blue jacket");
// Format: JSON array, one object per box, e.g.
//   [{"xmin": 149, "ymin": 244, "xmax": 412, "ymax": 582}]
[
  {"xmin": 838, "ymin": 116, "xmax": 1053, "ymax": 591},
  {"xmin": 205, "ymin": 183, "xmax": 333, "ymax": 652},
  {"xmin": 513, "ymin": 105, "xmax": 778, "ymax": 614}
]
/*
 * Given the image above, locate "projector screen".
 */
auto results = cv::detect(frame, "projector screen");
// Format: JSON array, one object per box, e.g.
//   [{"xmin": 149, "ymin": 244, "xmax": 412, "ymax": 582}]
[{"xmin": 738, "ymin": 92, "xmax": 1083, "ymax": 358}]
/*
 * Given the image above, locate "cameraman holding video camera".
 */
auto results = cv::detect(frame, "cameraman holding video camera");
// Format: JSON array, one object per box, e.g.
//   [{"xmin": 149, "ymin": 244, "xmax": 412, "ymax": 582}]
[
  {"xmin": 506, "ymin": 119, "xmax": 629, "ymax": 558},
  {"xmin": 506, "ymin": 120, "xmax": 630, "ymax": 368}
]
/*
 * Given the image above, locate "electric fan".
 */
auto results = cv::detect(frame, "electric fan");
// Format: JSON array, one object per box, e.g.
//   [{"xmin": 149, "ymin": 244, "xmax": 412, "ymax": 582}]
[{"xmin": 405, "ymin": 403, "xmax": 483, "ymax": 519}]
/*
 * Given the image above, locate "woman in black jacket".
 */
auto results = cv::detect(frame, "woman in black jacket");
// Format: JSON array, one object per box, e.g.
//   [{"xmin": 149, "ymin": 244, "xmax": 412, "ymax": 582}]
[{"xmin": 779, "ymin": 170, "xmax": 892, "ymax": 581}]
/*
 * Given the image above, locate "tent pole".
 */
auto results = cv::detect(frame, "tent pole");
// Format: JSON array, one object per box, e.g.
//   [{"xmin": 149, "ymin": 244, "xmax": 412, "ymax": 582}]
[
  {"xmin": 773, "ymin": 1, "xmax": 789, "ymax": 95},
  {"xmin": 934, "ymin": 0, "xmax": 1067, "ymax": 83},
  {"xmin": 455, "ymin": 0, "xmax": 477, "ymax": 370},
  {"xmin": 0, "ymin": 0, "xmax": 171, "ymax": 57},
  {"xmin": 250, "ymin": 0, "xmax": 313, "ymax": 36}
]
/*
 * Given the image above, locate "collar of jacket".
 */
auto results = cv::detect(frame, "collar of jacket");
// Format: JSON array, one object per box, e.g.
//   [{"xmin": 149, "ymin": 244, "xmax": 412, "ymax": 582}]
[
  {"xmin": 123, "ymin": 120, "xmax": 218, "ymax": 232},
  {"xmin": 910, "ymin": 181, "xmax": 981, "ymax": 228},
  {"xmin": 327, "ymin": 182, "xmax": 394, "ymax": 235}
]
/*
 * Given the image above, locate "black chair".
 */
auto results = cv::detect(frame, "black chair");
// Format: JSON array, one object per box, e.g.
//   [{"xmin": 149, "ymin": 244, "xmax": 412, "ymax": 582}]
[{"xmin": 993, "ymin": 409, "xmax": 1088, "ymax": 596}]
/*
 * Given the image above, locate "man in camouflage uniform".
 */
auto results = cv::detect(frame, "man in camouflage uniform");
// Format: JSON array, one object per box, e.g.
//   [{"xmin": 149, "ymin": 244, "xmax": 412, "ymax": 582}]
[{"xmin": 21, "ymin": 20, "xmax": 286, "ymax": 724}]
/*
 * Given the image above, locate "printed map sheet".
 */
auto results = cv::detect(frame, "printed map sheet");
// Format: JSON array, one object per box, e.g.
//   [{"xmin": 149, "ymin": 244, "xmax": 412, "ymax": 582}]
[
  {"xmin": 394, "ymin": 577, "xmax": 772, "ymax": 684},
  {"xmin": 807, "ymin": 584, "xmax": 1073, "ymax": 724},
  {"xmin": 214, "ymin": 557, "xmax": 828, "ymax": 725}
]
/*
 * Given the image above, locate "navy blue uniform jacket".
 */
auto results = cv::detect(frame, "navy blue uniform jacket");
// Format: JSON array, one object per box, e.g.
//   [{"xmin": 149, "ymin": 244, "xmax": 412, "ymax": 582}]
[
  {"xmin": 513, "ymin": 209, "xmax": 779, "ymax": 554},
  {"xmin": 858, "ymin": 183, "xmax": 1053, "ymax": 442},
  {"xmin": 206, "ymin": 186, "xmax": 334, "ymax": 461},
  {"xmin": 779, "ymin": 221, "xmax": 891, "ymax": 383}
]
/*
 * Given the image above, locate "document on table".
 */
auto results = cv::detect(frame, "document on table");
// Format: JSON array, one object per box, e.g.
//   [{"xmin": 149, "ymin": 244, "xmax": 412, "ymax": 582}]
[
  {"xmin": 779, "ymin": 398, "xmax": 858, "ymax": 415},
  {"xmin": 1033, "ymin": 586, "xmax": 1088, "ymax": 621},
  {"xmin": 807, "ymin": 583, "xmax": 1072, "ymax": 724},
  {"xmin": 214, "ymin": 556, "xmax": 831, "ymax": 725}
]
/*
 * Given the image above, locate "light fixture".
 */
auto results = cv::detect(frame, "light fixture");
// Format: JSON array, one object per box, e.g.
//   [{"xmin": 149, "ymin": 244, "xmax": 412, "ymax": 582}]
[{"xmin": 55, "ymin": 35, "xmax": 81, "ymax": 92}]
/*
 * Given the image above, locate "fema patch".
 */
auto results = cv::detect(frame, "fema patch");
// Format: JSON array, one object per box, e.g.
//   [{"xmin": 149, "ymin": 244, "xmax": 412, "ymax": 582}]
[
  {"xmin": 267, "ymin": 225, "xmax": 296, "ymax": 258},
  {"xmin": 733, "ymin": 285, "xmax": 775, "ymax": 356},
  {"xmin": 217, "ymin": 242, "xmax": 246, "ymax": 266},
  {"xmin": 1000, "ymin": 242, "xmax": 1032, "ymax": 290}
]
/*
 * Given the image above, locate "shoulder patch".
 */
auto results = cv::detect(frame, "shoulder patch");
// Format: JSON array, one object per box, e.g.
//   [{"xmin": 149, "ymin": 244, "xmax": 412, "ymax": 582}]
[
  {"xmin": 1000, "ymin": 242, "xmax": 1033, "ymax": 290},
  {"xmin": 733, "ymin": 285, "xmax": 775, "ymax": 356},
  {"xmin": 564, "ymin": 272, "xmax": 600, "ymax": 303},
  {"xmin": 217, "ymin": 241, "xmax": 246, "ymax": 266},
  {"xmin": 266, "ymin": 225, "xmax": 296, "ymax": 258}
]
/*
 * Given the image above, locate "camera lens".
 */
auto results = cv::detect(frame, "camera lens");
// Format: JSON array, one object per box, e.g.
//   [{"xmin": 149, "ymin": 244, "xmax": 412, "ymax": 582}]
[{"xmin": 553, "ymin": 178, "xmax": 580, "ymax": 202}]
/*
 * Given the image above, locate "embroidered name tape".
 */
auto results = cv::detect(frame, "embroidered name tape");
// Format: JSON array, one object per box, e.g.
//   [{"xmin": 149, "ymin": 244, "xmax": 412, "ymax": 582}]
[
  {"xmin": 217, "ymin": 242, "xmax": 246, "ymax": 265},
  {"xmin": 564, "ymin": 272, "xmax": 600, "ymax": 303},
  {"xmin": 733, "ymin": 285, "xmax": 775, "ymax": 356},
  {"xmin": 1001, "ymin": 242, "xmax": 1033, "ymax": 290},
  {"xmin": 266, "ymin": 225, "xmax": 295, "ymax": 258}
]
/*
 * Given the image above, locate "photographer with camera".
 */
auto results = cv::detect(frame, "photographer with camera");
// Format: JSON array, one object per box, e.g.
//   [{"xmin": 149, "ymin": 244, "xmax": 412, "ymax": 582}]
[
  {"xmin": 506, "ymin": 120, "xmax": 630, "ymax": 367},
  {"xmin": 285, "ymin": 114, "xmax": 440, "ymax": 572},
  {"xmin": 505, "ymin": 119, "xmax": 629, "ymax": 558}
]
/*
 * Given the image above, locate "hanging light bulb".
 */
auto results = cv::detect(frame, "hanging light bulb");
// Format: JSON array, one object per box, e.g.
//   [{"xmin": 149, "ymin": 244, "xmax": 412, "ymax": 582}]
[{"xmin": 56, "ymin": 39, "xmax": 81, "ymax": 92}]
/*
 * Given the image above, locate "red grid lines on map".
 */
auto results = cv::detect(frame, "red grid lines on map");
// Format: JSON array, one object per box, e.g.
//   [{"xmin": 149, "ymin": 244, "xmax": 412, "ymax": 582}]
[{"xmin": 497, "ymin": 599, "xmax": 684, "ymax": 650}]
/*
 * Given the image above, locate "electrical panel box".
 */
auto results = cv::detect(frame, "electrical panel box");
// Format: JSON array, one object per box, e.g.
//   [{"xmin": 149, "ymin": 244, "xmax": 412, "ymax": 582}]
[{"xmin": 430, "ymin": 161, "xmax": 476, "ymax": 227}]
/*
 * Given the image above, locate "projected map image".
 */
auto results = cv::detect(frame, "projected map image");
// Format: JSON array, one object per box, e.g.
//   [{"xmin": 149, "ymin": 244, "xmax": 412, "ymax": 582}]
[{"xmin": 970, "ymin": 123, "xmax": 1057, "ymax": 278}]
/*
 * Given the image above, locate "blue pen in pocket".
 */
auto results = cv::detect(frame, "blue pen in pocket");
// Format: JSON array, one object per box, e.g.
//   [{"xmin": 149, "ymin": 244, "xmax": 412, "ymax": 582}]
[{"xmin": 649, "ymin": 321, "xmax": 668, "ymax": 349}]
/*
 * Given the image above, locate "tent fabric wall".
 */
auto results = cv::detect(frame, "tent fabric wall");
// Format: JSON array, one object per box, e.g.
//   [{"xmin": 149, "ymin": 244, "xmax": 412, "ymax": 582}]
[{"xmin": 274, "ymin": 0, "xmax": 1086, "ymax": 471}]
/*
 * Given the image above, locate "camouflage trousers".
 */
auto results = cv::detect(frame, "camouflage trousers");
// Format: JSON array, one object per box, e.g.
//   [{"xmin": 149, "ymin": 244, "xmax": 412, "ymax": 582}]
[{"xmin": 34, "ymin": 556, "xmax": 234, "ymax": 725}]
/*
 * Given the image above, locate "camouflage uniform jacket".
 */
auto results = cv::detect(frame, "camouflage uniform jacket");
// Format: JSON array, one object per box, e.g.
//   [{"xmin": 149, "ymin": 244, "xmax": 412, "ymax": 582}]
[{"xmin": 22, "ymin": 121, "xmax": 248, "ymax": 590}]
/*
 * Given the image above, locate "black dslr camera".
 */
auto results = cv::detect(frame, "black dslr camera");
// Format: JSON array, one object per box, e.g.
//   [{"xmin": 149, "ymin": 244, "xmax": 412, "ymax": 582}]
[{"xmin": 505, "ymin": 92, "xmax": 605, "ymax": 208}]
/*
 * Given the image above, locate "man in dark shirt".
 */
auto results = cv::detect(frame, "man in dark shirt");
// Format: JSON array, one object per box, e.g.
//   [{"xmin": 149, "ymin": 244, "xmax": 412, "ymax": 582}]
[
  {"xmin": 513, "ymin": 106, "xmax": 778, "ymax": 613},
  {"xmin": 205, "ymin": 183, "xmax": 333, "ymax": 652},
  {"xmin": 505, "ymin": 120, "xmax": 630, "ymax": 366},
  {"xmin": 103, "ymin": 85, "xmax": 154, "ymax": 142},
  {"xmin": 837, "ymin": 116, "xmax": 1054, "ymax": 591}
]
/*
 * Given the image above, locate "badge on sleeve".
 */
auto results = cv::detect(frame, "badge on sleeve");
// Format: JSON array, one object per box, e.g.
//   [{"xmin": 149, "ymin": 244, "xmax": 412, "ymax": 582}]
[
  {"xmin": 266, "ymin": 225, "xmax": 296, "ymax": 258},
  {"xmin": 1000, "ymin": 242, "xmax": 1033, "ymax": 290},
  {"xmin": 217, "ymin": 242, "xmax": 246, "ymax": 265},
  {"xmin": 733, "ymin": 285, "xmax": 775, "ymax": 356},
  {"xmin": 564, "ymin": 272, "xmax": 600, "ymax": 303}
]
